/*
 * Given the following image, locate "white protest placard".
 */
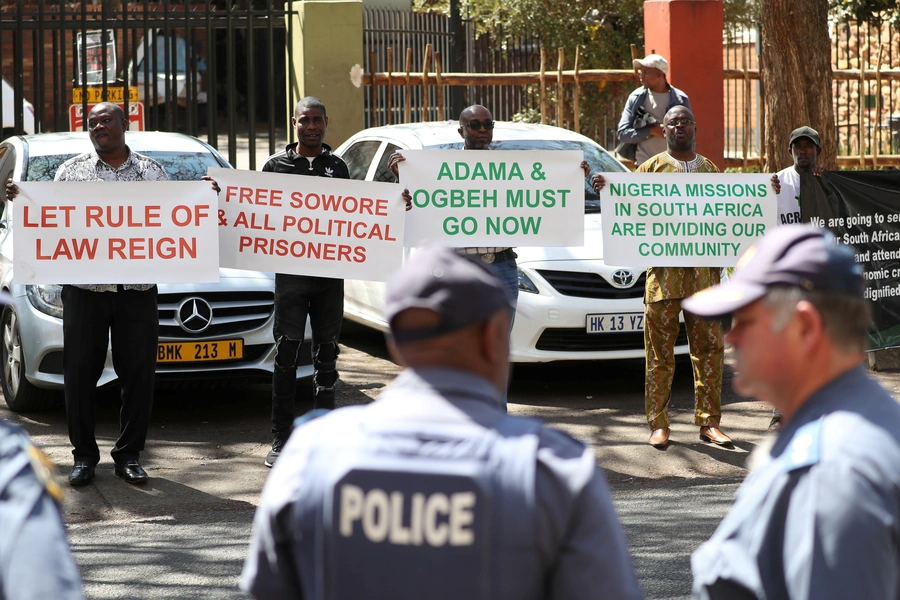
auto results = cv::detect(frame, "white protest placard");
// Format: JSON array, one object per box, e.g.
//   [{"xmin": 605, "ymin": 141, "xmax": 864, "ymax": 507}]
[
  {"xmin": 599, "ymin": 173, "xmax": 777, "ymax": 267},
  {"xmin": 14, "ymin": 181, "xmax": 218, "ymax": 284},
  {"xmin": 399, "ymin": 150, "xmax": 585, "ymax": 247},
  {"xmin": 212, "ymin": 167, "xmax": 406, "ymax": 282}
]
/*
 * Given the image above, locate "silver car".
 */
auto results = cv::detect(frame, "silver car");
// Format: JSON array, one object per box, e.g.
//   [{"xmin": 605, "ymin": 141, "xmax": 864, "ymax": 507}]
[{"xmin": 0, "ymin": 131, "xmax": 311, "ymax": 412}]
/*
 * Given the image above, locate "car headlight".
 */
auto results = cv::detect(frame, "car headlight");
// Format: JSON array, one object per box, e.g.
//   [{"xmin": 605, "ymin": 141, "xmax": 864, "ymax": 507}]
[
  {"xmin": 517, "ymin": 269, "xmax": 539, "ymax": 294},
  {"xmin": 26, "ymin": 284, "xmax": 64, "ymax": 318}
]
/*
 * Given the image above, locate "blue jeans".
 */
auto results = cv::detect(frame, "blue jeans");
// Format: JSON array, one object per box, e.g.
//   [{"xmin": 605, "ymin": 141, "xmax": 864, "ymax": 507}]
[
  {"xmin": 487, "ymin": 258, "xmax": 519, "ymax": 330},
  {"xmin": 486, "ymin": 258, "xmax": 517, "ymax": 410}
]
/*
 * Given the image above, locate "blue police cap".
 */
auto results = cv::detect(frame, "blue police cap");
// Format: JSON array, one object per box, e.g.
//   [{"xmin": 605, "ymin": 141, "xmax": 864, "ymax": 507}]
[
  {"xmin": 682, "ymin": 225, "xmax": 864, "ymax": 318},
  {"xmin": 384, "ymin": 247, "xmax": 513, "ymax": 343}
]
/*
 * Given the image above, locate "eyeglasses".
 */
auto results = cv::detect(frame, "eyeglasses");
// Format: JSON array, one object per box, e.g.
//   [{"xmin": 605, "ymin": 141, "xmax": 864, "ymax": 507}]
[
  {"xmin": 665, "ymin": 119, "xmax": 695, "ymax": 128},
  {"xmin": 465, "ymin": 120, "xmax": 495, "ymax": 131}
]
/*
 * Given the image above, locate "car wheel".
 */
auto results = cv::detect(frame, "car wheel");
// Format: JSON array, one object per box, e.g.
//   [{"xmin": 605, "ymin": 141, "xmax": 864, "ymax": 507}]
[{"xmin": 0, "ymin": 306, "xmax": 57, "ymax": 412}]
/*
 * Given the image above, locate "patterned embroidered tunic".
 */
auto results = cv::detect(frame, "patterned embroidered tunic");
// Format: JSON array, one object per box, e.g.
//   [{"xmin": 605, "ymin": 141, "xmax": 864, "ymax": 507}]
[{"xmin": 635, "ymin": 152, "xmax": 721, "ymax": 303}]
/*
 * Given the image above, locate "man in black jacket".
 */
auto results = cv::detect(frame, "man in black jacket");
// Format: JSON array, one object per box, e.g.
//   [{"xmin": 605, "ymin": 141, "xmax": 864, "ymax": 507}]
[{"xmin": 261, "ymin": 97, "xmax": 350, "ymax": 467}]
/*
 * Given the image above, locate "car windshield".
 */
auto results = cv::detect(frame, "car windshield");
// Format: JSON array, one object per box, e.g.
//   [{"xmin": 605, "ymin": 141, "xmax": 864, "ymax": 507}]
[
  {"xmin": 25, "ymin": 151, "xmax": 224, "ymax": 181},
  {"xmin": 426, "ymin": 139, "xmax": 626, "ymax": 214}
]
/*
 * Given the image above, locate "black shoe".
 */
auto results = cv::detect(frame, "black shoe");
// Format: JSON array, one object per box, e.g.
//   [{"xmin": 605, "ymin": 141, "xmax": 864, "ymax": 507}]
[
  {"xmin": 114, "ymin": 460, "xmax": 149, "ymax": 484},
  {"xmin": 265, "ymin": 437, "xmax": 287, "ymax": 468},
  {"xmin": 68, "ymin": 461, "xmax": 96, "ymax": 487}
]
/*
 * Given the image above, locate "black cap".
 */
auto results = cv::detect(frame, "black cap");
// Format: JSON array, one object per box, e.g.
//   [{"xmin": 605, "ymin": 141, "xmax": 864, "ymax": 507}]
[
  {"xmin": 789, "ymin": 126, "xmax": 821, "ymax": 148},
  {"xmin": 682, "ymin": 225, "xmax": 864, "ymax": 318},
  {"xmin": 384, "ymin": 247, "xmax": 514, "ymax": 343}
]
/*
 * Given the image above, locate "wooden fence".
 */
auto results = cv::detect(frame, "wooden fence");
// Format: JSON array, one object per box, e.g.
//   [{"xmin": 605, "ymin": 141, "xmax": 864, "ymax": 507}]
[{"xmin": 363, "ymin": 44, "xmax": 900, "ymax": 170}]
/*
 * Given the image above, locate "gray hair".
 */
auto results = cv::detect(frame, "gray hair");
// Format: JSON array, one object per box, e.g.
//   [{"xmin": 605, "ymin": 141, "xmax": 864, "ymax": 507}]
[{"xmin": 762, "ymin": 286, "xmax": 870, "ymax": 353}]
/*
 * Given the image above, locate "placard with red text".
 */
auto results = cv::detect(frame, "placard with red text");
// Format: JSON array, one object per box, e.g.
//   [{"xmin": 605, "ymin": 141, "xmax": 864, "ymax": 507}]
[
  {"xmin": 13, "ymin": 182, "xmax": 219, "ymax": 284},
  {"xmin": 211, "ymin": 168, "xmax": 406, "ymax": 282}
]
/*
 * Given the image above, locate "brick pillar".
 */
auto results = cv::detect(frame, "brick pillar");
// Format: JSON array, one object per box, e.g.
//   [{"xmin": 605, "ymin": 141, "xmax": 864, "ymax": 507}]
[
  {"xmin": 644, "ymin": 0, "xmax": 724, "ymax": 169},
  {"xmin": 287, "ymin": 0, "xmax": 364, "ymax": 149}
]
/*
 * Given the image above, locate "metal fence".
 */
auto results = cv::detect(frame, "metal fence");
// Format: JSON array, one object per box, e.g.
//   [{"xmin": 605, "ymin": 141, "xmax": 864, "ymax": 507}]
[
  {"xmin": 363, "ymin": 7, "xmax": 459, "ymax": 127},
  {"xmin": 0, "ymin": 0, "xmax": 295, "ymax": 170},
  {"xmin": 831, "ymin": 19, "xmax": 900, "ymax": 159}
]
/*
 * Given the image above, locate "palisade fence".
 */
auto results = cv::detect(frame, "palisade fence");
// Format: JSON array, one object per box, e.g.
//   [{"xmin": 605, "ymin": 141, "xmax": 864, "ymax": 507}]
[
  {"xmin": 363, "ymin": 9, "xmax": 900, "ymax": 170},
  {"xmin": 0, "ymin": 1, "xmax": 294, "ymax": 170},
  {"xmin": 3, "ymin": 4, "xmax": 899, "ymax": 170}
]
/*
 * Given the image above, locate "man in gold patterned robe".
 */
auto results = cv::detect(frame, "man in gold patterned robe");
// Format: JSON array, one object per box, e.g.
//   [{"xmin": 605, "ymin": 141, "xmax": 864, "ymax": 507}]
[{"xmin": 592, "ymin": 105, "xmax": 731, "ymax": 449}]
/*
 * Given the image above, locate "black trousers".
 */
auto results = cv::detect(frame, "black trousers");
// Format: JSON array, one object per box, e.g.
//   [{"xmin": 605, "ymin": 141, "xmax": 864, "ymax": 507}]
[
  {"xmin": 271, "ymin": 274, "xmax": 343, "ymax": 440},
  {"xmin": 62, "ymin": 285, "xmax": 158, "ymax": 464}
]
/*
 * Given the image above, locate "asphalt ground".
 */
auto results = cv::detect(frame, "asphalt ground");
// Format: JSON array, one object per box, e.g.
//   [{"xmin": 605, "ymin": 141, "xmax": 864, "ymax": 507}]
[{"xmin": 5, "ymin": 321, "xmax": 900, "ymax": 599}]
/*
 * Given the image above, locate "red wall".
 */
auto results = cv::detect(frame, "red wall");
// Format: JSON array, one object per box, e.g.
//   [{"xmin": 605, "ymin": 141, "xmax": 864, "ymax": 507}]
[{"xmin": 644, "ymin": 0, "xmax": 725, "ymax": 169}]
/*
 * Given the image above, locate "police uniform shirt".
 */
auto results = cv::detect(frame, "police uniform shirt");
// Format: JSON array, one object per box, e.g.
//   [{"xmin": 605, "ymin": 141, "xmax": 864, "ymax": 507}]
[
  {"xmin": 691, "ymin": 366, "xmax": 900, "ymax": 600},
  {"xmin": 0, "ymin": 421, "xmax": 85, "ymax": 600},
  {"xmin": 241, "ymin": 367, "xmax": 643, "ymax": 600},
  {"xmin": 775, "ymin": 166, "xmax": 802, "ymax": 226}
]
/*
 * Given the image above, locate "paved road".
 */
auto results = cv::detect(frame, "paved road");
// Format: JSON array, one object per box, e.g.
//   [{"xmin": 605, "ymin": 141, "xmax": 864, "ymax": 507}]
[{"xmin": 15, "ymin": 320, "xmax": 898, "ymax": 599}]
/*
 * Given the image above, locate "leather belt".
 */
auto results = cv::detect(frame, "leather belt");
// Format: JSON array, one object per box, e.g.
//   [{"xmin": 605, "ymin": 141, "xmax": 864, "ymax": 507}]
[{"xmin": 476, "ymin": 248, "xmax": 517, "ymax": 264}]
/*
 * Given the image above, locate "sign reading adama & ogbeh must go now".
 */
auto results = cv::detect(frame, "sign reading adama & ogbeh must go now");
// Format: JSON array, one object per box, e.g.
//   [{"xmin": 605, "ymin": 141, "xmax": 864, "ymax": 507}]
[{"xmin": 399, "ymin": 150, "xmax": 585, "ymax": 247}]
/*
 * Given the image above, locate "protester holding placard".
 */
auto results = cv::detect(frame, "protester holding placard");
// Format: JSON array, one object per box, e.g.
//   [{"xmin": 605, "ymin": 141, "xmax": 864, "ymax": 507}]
[
  {"xmin": 390, "ymin": 105, "xmax": 521, "ymax": 305},
  {"xmin": 593, "ymin": 106, "xmax": 730, "ymax": 450},
  {"xmin": 766, "ymin": 125, "xmax": 823, "ymax": 432},
  {"xmin": 261, "ymin": 97, "xmax": 350, "ymax": 468},
  {"xmin": 6, "ymin": 103, "xmax": 165, "ymax": 486}
]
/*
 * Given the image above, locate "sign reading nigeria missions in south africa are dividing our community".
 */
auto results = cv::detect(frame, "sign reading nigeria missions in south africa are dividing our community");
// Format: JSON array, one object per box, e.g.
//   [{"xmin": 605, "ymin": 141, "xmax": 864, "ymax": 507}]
[
  {"xmin": 599, "ymin": 173, "xmax": 776, "ymax": 267},
  {"xmin": 399, "ymin": 150, "xmax": 585, "ymax": 247}
]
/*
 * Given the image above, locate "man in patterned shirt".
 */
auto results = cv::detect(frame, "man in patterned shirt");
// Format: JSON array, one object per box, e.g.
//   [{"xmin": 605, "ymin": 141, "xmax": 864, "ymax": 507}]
[
  {"xmin": 389, "ymin": 105, "xmax": 519, "ymax": 304},
  {"xmin": 592, "ymin": 105, "xmax": 730, "ymax": 449},
  {"xmin": 42, "ymin": 102, "xmax": 166, "ymax": 486}
]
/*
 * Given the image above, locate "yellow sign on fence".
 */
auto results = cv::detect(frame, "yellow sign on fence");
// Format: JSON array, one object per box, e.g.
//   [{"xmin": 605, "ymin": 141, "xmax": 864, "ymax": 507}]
[{"xmin": 72, "ymin": 86, "xmax": 138, "ymax": 104}]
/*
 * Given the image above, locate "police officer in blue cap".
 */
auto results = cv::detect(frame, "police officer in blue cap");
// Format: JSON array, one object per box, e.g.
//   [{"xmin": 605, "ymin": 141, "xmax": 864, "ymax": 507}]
[
  {"xmin": 684, "ymin": 225, "xmax": 900, "ymax": 599},
  {"xmin": 240, "ymin": 247, "xmax": 643, "ymax": 600},
  {"xmin": 0, "ymin": 420, "xmax": 85, "ymax": 599}
]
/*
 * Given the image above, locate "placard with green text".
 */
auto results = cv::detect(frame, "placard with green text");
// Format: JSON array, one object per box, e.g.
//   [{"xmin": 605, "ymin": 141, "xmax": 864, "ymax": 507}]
[
  {"xmin": 599, "ymin": 173, "xmax": 776, "ymax": 267},
  {"xmin": 399, "ymin": 150, "xmax": 585, "ymax": 247}
]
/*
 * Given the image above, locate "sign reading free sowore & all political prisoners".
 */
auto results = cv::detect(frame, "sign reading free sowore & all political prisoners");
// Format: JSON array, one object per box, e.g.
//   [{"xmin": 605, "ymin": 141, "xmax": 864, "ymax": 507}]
[{"xmin": 212, "ymin": 167, "xmax": 406, "ymax": 282}]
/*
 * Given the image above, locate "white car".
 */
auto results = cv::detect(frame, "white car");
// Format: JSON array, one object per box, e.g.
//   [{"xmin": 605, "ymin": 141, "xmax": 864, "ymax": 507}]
[
  {"xmin": 1, "ymin": 78, "xmax": 36, "ymax": 138},
  {"xmin": 335, "ymin": 121, "xmax": 688, "ymax": 363},
  {"xmin": 0, "ymin": 131, "xmax": 311, "ymax": 412}
]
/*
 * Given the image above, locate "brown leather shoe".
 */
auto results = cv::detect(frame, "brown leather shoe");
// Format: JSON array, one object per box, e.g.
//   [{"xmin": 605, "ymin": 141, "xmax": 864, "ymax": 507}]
[
  {"xmin": 649, "ymin": 427, "xmax": 670, "ymax": 448},
  {"xmin": 700, "ymin": 425, "xmax": 733, "ymax": 447}
]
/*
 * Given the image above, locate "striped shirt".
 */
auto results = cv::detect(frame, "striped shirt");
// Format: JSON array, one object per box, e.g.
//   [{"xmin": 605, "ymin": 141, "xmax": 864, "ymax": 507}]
[{"xmin": 54, "ymin": 148, "xmax": 167, "ymax": 292}]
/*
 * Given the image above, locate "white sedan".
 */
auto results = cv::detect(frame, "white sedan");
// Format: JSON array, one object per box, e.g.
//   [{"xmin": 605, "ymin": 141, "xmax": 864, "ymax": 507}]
[{"xmin": 335, "ymin": 121, "xmax": 688, "ymax": 363}]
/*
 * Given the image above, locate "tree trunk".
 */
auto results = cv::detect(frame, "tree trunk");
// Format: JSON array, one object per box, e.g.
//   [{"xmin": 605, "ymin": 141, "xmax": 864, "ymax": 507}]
[{"xmin": 760, "ymin": 0, "xmax": 835, "ymax": 171}]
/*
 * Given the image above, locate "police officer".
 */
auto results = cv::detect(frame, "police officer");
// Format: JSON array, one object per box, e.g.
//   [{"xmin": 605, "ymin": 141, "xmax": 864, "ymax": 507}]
[
  {"xmin": 240, "ymin": 247, "xmax": 643, "ymax": 600},
  {"xmin": 0, "ymin": 420, "xmax": 85, "ymax": 599},
  {"xmin": 684, "ymin": 225, "xmax": 900, "ymax": 599}
]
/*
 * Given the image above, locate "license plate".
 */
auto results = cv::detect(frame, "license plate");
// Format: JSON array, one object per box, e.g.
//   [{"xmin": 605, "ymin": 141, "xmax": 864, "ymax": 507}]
[
  {"xmin": 586, "ymin": 313, "xmax": 643, "ymax": 334},
  {"xmin": 157, "ymin": 340, "xmax": 243, "ymax": 363}
]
